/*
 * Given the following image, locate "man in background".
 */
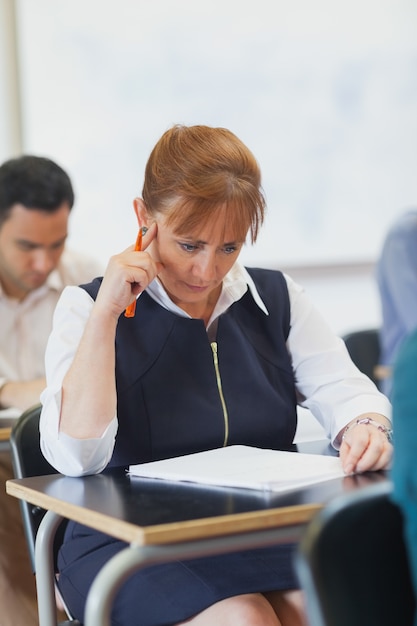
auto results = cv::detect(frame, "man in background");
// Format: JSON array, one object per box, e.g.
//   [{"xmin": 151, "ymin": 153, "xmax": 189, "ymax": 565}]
[
  {"xmin": 0, "ymin": 155, "xmax": 103, "ymax": 624},
  {"xmin": 376, "ymin": 208, "xmax": 417, "ymax": 398}
]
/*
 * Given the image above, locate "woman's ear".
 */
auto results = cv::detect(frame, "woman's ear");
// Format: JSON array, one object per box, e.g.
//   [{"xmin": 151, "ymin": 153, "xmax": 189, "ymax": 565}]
[{"xmin": 133, "ymin": 198, "xmax": 149, "ymax": 227}]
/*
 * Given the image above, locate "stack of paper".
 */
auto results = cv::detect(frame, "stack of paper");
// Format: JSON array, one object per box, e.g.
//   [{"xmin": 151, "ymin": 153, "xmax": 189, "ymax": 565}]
[{"xmin": 129, "ymin": 445, "xmax": 346, "ymax": 494}]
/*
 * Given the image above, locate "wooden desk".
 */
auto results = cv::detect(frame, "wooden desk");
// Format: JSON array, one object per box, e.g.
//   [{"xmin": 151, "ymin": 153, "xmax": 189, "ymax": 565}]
[
  {"xmin": 6, "ymin": 445, "xmax": 389, "ymax": 626},
  {"xmin": 0, "ymin": 426, "xmax": 12, "ymax": 441}
]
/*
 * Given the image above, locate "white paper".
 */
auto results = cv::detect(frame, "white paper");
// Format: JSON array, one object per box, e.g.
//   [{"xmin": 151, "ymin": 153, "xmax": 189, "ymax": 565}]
[{"xmin": 129, "ymin": 445, "xmax": 346, "ymax": 493}]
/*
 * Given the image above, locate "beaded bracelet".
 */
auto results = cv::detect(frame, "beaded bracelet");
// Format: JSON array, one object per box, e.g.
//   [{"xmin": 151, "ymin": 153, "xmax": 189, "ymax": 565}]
[{"xmin": 342, "ymin": 417, "xmax": 393, "ymax": 444}]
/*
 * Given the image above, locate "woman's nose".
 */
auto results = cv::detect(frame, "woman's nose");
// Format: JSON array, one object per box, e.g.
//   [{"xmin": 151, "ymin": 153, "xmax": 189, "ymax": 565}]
[{"xmin": 193, "ymin": 253, "xmax": 217, "ymax": 281}]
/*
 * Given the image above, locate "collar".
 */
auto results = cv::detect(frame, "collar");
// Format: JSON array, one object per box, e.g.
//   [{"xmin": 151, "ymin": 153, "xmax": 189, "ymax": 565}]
[{"xmin": 146, "ymin": 262, "xmax": 269, "ymax": 321}]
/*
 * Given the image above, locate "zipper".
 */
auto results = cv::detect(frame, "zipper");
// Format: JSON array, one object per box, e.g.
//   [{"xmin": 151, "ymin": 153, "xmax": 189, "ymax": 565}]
[{"xmin": 210, "ymin": 341, "xmax": 229, "ymax": 447}]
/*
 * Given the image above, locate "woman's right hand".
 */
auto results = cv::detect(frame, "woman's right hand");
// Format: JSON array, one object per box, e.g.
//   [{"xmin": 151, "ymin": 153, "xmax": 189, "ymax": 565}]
[{"xmin": 95, "ymin": 222, "xmax": 163, "ymax": 319}]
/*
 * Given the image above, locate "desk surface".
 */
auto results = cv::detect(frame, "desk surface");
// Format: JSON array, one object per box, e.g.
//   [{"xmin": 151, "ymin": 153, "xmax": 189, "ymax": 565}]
[
  {"xmin": 0, "ymin": 427, "xmax": 11, "ymax": 441},
  {"xmin": 7, "ymin": 453, "xmax": 389, "ymax": 546}
]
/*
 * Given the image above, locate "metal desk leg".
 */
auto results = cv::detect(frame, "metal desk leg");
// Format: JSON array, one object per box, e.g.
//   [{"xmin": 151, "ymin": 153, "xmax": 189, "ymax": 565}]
[
  {"xmin": 85, "ymin": 524, "xmax": 303, "ymax": 626},
  {"xmin": 35, "ymin": 509, "xmax": 65, "ymax": 626}
]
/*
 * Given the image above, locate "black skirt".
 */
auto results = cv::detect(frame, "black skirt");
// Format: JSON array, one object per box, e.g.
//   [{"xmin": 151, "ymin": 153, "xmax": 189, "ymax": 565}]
[{"xmin": 58, "ymin": 521, "xmax": 299, "ymax": 626}]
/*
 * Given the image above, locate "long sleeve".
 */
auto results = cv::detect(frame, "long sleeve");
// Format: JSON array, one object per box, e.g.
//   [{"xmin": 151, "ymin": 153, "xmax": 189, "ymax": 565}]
[
  {"xmin": 390, "ymin": 328, "xmax": 417, "ymax": 612},
  {"xmin": 376, "ymin": 210, "xmax": 417, "ymax": 367},
  {"xmin": 286, "ymin": 274, "xmax": 391, "ymax": 446},
  {"xmin": 40, "ymin": 286, "xmax": 118, "ymax": 475}
]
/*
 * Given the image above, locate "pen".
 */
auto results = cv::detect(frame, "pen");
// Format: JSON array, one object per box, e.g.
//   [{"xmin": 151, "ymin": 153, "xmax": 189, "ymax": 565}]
[{"xmin": 124, "ymin": 227, "xmax": 144, "ymax": 318}]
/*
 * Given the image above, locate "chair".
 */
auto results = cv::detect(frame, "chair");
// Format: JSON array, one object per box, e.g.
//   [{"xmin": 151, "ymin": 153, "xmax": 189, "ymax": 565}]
[
  {"xmin": 342, "ymin": 328, "xmax": 382, "ymax": 388},
  {"xmin": 296, "ymin": 481, "xmax": 416, "ymax": 626},
  {"xmin": 9, "ymin": 403, "xmax": 81, "ymax": 625}
]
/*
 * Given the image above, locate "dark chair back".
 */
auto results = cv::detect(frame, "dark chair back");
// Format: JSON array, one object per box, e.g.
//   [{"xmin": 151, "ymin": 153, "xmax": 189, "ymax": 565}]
[
  {"xmin": 9, "ymin": 403, "xmax": 81, "ymax": 625},
  {"xmin": 342, "ymin": 328, "xmax": 381, "ymax": 387},
  {"xmin": 296, "ymin": 481, "xmax": 416, "ymax": 626},
  {"xmin": 9, "ymin": 403, "xmax": 59, "ymax": 572}
]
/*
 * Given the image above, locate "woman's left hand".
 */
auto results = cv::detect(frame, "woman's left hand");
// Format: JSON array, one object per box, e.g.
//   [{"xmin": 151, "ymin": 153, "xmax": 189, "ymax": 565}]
[{"xmin": 339, "ymin": 412, "xmax": 393, "ymax": 474}]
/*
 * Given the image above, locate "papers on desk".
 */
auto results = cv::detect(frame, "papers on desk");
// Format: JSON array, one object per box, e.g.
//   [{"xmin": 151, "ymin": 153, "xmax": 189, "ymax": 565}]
[{"xmin": 129, "ymin": 445, "xmax": 346, "ymax": 494}]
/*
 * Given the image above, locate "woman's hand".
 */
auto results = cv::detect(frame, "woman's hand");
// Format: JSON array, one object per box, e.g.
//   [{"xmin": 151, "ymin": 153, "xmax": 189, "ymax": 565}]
[
  {"xmin": 339, "ymin": 412, "xmax": 393, "ymax": 475},
  {"xmin": 95, "ymin": 223, "xmax": 163, "ymax": 319}
]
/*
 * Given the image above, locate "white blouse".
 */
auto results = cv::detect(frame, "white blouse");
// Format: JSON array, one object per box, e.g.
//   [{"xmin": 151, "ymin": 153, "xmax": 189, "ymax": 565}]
[{"xmin": 40, "ymin": 263, "xmax": 391, "ymax": 476}]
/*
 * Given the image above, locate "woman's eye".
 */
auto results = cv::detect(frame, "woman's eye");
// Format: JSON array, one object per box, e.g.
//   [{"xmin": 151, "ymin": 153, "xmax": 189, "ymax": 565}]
[
  {"xmin": 223, "ymin": 246, "xmax": 238, "ymax": 254},
  {"xmin": 180, "ymin": 243, "xmax": 198, "ymax": 252}
]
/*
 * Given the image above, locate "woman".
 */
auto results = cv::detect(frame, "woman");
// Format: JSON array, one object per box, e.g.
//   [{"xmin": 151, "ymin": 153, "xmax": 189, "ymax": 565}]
[{"xmin": 40, "ymin": 124, "xmax": 392, "ymax": 626}]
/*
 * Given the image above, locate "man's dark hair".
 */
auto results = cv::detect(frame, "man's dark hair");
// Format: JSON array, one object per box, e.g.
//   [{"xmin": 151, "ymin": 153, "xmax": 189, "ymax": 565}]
[{"xmin": 0, "ymin": 155, "xmax": 75, "ymax": 226}]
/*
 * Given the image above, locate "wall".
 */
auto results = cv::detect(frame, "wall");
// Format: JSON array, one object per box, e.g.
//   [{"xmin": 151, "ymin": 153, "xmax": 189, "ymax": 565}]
[
  {"xmin": 1, "ymin": 0, "xmax": 414, "ymax": 336},
  {"xmin": 12, "ymin": 0, "xmax": 417, "ymax": 272},
  {"xmin": 0, "ymin": 0, "xmax": 21, "ymax": 160}
]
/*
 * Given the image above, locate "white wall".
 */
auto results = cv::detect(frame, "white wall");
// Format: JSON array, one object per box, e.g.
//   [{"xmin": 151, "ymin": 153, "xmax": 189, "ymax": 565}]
[
  {"xmin": 0, "ymin": 0, "xmax": 21, "ymax": 160},
  {"xmin": 1, "ymin": 0, "xmax": 415, "ymax": 336},
  {"xmin": 12, "ymin": 0, "xmax": 417, "ymax": 270}
]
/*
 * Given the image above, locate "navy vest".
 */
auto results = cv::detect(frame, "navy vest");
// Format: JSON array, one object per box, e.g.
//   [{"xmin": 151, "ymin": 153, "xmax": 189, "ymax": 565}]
[{"xmin": 81, "ymin": 268, "xmax": 297, "ymax": 466}]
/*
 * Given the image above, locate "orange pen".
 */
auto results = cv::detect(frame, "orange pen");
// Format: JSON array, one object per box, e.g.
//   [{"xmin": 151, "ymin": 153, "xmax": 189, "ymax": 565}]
[{"xmin": 124, "ymin": 227, "xmax": 144, "ymax": 318}]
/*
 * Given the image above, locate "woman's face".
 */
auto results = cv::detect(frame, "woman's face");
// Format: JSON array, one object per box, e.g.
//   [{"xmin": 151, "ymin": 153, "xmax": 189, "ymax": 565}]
[{"xmin": 149, "ymin": 209, "xmax": 246, "ymax": 315}]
